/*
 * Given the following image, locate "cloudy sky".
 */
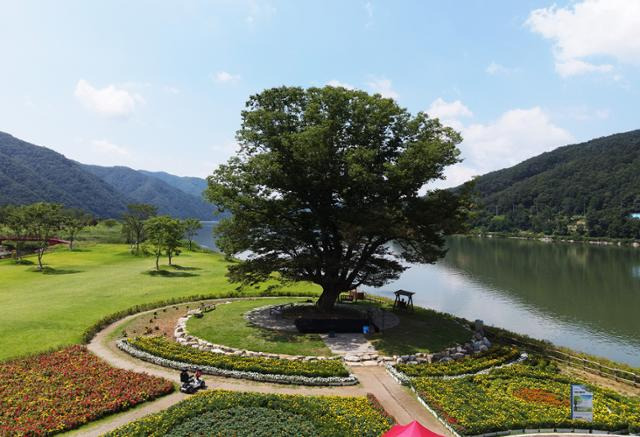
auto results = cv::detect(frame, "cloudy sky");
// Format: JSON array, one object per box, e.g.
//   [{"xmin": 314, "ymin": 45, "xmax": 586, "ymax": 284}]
[{"xmin": 1, "ymin": 0, "xmax": 639, "ymax": 186}]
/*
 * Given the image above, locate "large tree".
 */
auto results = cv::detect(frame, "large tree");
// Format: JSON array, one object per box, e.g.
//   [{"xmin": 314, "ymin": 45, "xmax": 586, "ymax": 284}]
[
  {"xmin": 206, "ymin": 86, "xmax": 469, "ymax": 311},
  {"xmin": 22, "ymin": 202, "xmax": 64, "ymax": 271},
  {"xmin": 182, "ymin": 218, "xmax": 202, "ymax": 251},
  {"xmin": 145, "ymin": 216, "xmax": 184, "ymax": 270},
  {"xmin": 62, "ymin": 208, "xmax": 93, "ymax": 250}
]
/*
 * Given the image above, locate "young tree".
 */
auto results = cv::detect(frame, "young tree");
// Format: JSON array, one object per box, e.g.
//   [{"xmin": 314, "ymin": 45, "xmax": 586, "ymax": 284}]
[
  {"xmin": 22, "ymin": 203, "xmax": 64, "ymax": 271},
  {"xmin": 206, "ymin": 86, "xmax": 470, "ymax": 311},
  {"xmin": 182, "ymin": 218, "xmax": 202, "ymax": 251},
  {"xmin": 0, "ymin": 205, "xmax": 29, "ymax": 260},
  {"xmin": 144, "ymin": 216, "xmax": 184, "ymax": 270},
  {"xmin": 62, "ymin": 208, "xmax": 93, "ymax": 250},
  {"xmin": 122, "ymin": 204, "xmax": 157, "ymax": 254}
]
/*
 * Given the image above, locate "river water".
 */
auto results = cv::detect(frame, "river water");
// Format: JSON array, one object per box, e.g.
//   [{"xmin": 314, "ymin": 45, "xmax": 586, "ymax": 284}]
[{"xmin": 195, "ymin": 224, "xmax": 640, "ymax": 367}]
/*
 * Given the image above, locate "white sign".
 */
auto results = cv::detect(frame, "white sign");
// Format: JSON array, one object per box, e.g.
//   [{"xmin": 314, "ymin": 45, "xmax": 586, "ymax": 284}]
[{"xmin": 571, "ymin": 384, "xmax": 593, "ymax": 422}]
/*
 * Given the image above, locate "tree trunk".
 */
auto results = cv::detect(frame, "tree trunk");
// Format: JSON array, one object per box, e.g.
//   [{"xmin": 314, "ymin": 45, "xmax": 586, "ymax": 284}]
[
  {"xmin": 168, "ymin": 250, "xmax": 173, "ymax": 266},
  {"xmin": 316, "ymin": 286, "xmax": 342, "ymax": 312},
  {"xmin": 69, "ymin": 238, "xmax": 74, "ymax": 250},
  {"xmin": 189, "ymin": 240, "xmax": 192, "ymax": 251},
  {"xmin": 155, "ymin": 253, "xmax": 160, "ymax": 270},
  {"xmin": 37, "ymin": 248, "xmax": 44, "ymax": 271}
]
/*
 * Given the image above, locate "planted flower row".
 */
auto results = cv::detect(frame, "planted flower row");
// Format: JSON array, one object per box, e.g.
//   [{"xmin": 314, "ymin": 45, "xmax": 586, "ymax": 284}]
[
  {"xmin": 0, "ymin": 346, "xmax": 173, "ymax": 436},
  {"xmin": 411, "ymin": 363, "xmax": 640, "ymax": 435},
  {"xmin": 396, "ymin": 346, "xmax": 522, "ymax": 378},
  {"xmin": 120, "ymin": 337, "xmax": 357, "ymax": 385},
  {"xmin": 105, "ymin": 389, "xmax": 394, "ymax": 437}
]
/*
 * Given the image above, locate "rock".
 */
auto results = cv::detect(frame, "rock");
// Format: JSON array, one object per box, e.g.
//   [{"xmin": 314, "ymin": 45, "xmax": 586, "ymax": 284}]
[
  {"xmin": 479, "ymin": 344, "xmax": 488, "ymax": 353},
  {"xmin": 344, "ymin": 354, "xmax": 361, "ymax": 362},
  {"xmin": 438, "ymin": 356, "xmax": 454, "ymax": 363},
  {"xmin": 451, "ymin": 352, "xmax": 466, "ymax": 360},
  {"xmin": 482, "ymin": 337, "xmax": 492, "ymax": 347}
]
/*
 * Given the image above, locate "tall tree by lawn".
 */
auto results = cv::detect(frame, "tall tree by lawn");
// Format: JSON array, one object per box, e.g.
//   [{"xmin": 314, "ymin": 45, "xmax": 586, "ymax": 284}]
[
  {"xmin": 144, "ymin": 216, "xmax": 184, "ymax": 270},
  {"xmin": 62, "ymin": 208, "xmax": 94, "ymax": 250},
  {"xmin": 206, "ymin": 86, "xmax": 469, "ymax": 311},
  {"xmin": 183, "ymin": 218, "xmax": 202, "ymax": 251},
  {"xmin": 123, "ymin": 204, "xmax": 157, "ymax": 254},
  {"xmin": 22, "ymin": 203, "xmax": 64, "ymax": 271}
]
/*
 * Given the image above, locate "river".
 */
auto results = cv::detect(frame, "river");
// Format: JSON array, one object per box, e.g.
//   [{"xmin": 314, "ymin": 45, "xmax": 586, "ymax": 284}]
[{"xmin": 194, "ymin": 224, "xmax": 640, "ymax": 367}]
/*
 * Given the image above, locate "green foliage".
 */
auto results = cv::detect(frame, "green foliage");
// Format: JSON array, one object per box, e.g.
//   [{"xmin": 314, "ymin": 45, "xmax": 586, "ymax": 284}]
[
  {"xmin": 127, "ymin": 336, "xmax": 349, "ymax": 377},
  {"xmin": 144, "ymin": 215, "xmax": 184, "ymax": 269},
  {"xmin": 105, "ymin": 390, "xmax": 394, "ymax": 437},
  {"xmin": 206, "ymin": 86, "xmax": 470, "ymax": 310},
  {"xmin": 122, "ymin": 203, "xmax": 157, "ymax": 253},
  {"xmin": 468, "ymin": 130, "xmax": 640, "ymax": 239},
  {"xmin": 182, "ymin": 218, "xmax": 202, "ymax": 251},
  {"xmin": 396, "ymin": 346, "xmax": 521, "ymax": 377},
  {"xmin": 61, "ymin": 208, "xmax": 94, "ymax": 249}
]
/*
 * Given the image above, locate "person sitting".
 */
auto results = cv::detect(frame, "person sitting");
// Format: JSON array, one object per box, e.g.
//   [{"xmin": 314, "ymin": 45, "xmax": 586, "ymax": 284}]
[
  {"xmin": 180, "ymin": 369, "xmax": 190, "ymax": 385},
  {"xmin": 193, "ymin": 369, "xmax": 205, "ymax": 389}
]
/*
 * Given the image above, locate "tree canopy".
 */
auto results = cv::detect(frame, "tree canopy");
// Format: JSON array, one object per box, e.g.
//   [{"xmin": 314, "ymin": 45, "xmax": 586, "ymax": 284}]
[{"xmin": 206, "ymin": 86, "xmax": 469, "ymax": 310}]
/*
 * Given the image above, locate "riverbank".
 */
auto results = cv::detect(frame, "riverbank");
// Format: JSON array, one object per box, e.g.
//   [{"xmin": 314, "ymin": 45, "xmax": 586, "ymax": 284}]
[{"xmin": 465, "ymin": 231, "xmax": 640, "ymax": 248}]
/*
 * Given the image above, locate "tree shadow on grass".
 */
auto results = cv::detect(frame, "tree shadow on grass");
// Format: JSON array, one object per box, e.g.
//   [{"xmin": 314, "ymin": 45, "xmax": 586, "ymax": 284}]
[
  {"xmin": 144, "ymin": 269, "xmax": 199, "ymax": 278},
  {"xmin": 170, "ymin": 264, "xmax": 201, "ymax": 271},
  {"xmin": 257, "ymin": 329, "xmax": 322, "ymax": 346},
  {"xmin": 14, "ymin": 259, "xmax": 35, "ymax": 265},
  {"xmin": 28, "ymin": 266, "xmax": 83, "ymax": 275}
]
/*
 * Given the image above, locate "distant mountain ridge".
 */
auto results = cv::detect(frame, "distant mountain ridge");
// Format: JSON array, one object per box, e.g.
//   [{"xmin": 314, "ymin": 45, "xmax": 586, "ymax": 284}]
[
  {"xmin": 0, "ymin": 131, "xmax": 214, "ymax": 220},
  {"xmin": 82, "ymin": 164, "xmax": 212, "ymax": 219},
  {"xmin": 467, "ymin": 129, "xmax": 640, "ymax": 238}
]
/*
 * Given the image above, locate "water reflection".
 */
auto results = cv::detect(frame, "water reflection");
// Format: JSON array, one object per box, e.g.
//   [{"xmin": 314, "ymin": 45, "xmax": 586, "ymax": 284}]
[{"xmin": 364, "ymin": 237, "xmax": 640, "ymax": 367}]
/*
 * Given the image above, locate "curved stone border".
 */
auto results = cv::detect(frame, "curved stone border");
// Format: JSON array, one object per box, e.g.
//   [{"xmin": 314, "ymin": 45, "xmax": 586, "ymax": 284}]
[
  {"xmin": 175, "ymin": 312, "xmax": 341, "ymax": 362},
  {"xmin": 117, "ymin": 339, "xmax": 358, "ymax": 386}
]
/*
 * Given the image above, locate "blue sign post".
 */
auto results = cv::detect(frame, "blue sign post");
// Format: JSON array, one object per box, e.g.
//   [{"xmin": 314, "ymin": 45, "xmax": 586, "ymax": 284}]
[{"xmin": 571, "ymin": 384, "xmax": 593, "ymax": 422}]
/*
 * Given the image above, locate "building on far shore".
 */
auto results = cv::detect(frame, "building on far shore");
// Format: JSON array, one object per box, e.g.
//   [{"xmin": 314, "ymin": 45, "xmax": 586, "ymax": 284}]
[{"xmin": 631, "ymin": 212, "xmax": 640, "ymax": 220}]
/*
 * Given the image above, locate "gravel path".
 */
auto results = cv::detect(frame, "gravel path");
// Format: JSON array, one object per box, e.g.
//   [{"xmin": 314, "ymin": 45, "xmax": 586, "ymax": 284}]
[{"xmin": 76, "ymin": 301, "xmax": 457, "ymax": 436}]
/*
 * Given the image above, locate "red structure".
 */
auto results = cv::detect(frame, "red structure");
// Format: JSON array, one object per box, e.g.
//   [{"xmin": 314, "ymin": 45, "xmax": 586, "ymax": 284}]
[
  {"xmin": 383, "ymin": 421, "xmax": 445, "ymax": 437},
  {"xmin": 0, "ymin": 236, "xmax": 70, "ymax": 246}
]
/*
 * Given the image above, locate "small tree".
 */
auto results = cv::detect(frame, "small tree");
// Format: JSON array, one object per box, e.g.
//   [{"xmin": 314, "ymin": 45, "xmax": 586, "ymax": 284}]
[
  {"xmin": 182, "ymin": 218, "xmax": 202, "ymax": 251},
  {"xmin": 123, "ymin": 204, "xmax": 157, "ymax": 254},
  {"xmin": 144, "ymin": 216, "xmax": 184, "ymax": 270},
  {"xmin": 23, "ymin": 203, "xmax": 64, "ymax": 271},
  {"xmin": 62, "ymin": 208, "xmax": 93, "ymax": 250},
  {"xmin": 0, "ymin": 205, "xmax": 29, "ymax": 260}
]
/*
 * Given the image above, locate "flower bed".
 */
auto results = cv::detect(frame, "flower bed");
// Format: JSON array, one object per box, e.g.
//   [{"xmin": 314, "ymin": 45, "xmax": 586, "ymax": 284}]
[
  {"xmin": 412, "ymin": 364, "xmax": 640, "ymax": 435},
  {"xmin": 120, "ymin": 337, "xmax": 357, "ymax": 385},
  {"xmin": 105, "ymin": 389, "xmax": 394, "ymax": 436},
  {"xmin": 0, "ymin": 346, "xmax": 173, "ymax": 436},
  {"xmin": 396, "ymin": 346, "xmax": 521, "ymax": 377}
]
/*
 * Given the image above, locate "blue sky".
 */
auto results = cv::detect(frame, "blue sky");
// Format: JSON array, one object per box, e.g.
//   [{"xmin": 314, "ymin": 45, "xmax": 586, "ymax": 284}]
[{"xmin": 1, "ymin": 0, "xmax": 638, "ymax": 185}]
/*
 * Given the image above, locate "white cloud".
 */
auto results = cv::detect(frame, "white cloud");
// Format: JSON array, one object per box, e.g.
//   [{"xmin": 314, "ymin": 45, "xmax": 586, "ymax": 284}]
[
  {"xmin": 526, "ymin": 0, "xmax": 640, "ymax": 77},
  {"xmin": 246, "ymin": 0, "xmax": 276, "ymax": 26},
  {"xmin": 214, "ymin": 71, "xmax": 241, "ymax": 83},
  {"xmin": 74, "ymin": 79, "xmax": 143, "ymax": 118},
  {"xmin": 163, "ymin": 85, "xmax": 181, "ymax": 95},
  {"xmin": 426, "ymin": 98, "xmax": 573, "ymax": 188},
  {"xmin": 327, "ymin": 79, "xmax": 355, "ymax": 90},
  {"xmin": 485, "ymin": 61, "xmax": 518, "ymax": 76},
  {"xmin": 366, "ymin": 78, "xmax": 398, "ymax": 99},
  {"xmin": 91, "ymin": 139, "xmax": 129, "ymax": 156},
  {"xmin": 364, "ymin": 1, "xmax": 374, "ymax": 27}
]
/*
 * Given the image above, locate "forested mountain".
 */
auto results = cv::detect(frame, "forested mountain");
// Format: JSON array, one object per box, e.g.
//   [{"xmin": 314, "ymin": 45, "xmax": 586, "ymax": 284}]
[
  {"xmin": 139, "ymin": 170, "xmax": 208, "ymax": 198},
  {"xmin": 0, "ymin": 131, "xmax": 214, "ymax": 220},
  {"xmin": 0, "ymin": 132, "xmax": 130, "ymax": 217},
  {"xmin": 82, "ymin": 165, "xmax": 213, "ymax": 220},
  {"xmin": 468, "ymin": 129, "xmax": 640, "ymax": 239}
]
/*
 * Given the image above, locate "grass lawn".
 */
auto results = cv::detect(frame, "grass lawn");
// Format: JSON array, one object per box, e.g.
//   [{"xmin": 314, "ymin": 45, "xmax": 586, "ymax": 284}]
[
  {"xmin": 367, "ymin": 305, "xmax": 470, "ymax": 356},
  {"xmin": 187, "ymin": 298, "xmax": 333, "ymax": 356},
  {"xmin": 0, "ymin": 243, "xmax": 317, "ymax": 361}
]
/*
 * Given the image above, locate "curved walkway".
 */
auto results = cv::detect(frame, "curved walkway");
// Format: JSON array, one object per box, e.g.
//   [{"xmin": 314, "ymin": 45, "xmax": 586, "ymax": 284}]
[{"xmin": 79, "ymin": 302, "xmax": 453, "ymax": 436}]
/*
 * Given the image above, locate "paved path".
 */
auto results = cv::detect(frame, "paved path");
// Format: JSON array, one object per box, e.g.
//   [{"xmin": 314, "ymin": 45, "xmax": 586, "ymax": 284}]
[
  {"xmin": 75, "ymin": 303, "xmax": 450, "ymax": 436},
  {"xmin": 321, "ymin": 332, "xmax": 378, "ymax": 356},
  {"xmin": 350, "ymin": 366, "xmax": 452, "ymax": 435}
]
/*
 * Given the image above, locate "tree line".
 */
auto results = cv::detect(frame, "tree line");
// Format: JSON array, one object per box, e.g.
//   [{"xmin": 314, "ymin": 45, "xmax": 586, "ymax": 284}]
[{"xmin": 0, "ymin": 202, "xmax": 203, "ymax": 272}]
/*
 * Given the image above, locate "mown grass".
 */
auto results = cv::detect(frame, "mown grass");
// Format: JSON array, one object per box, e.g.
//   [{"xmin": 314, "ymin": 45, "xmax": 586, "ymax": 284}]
[
  {"xmin": 0, "ymin": 243, "xmax": 317, "ymax": 361},
  {"xmin": 187, "ymin": 298, "xmax": 333, "ymax": 356}
]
